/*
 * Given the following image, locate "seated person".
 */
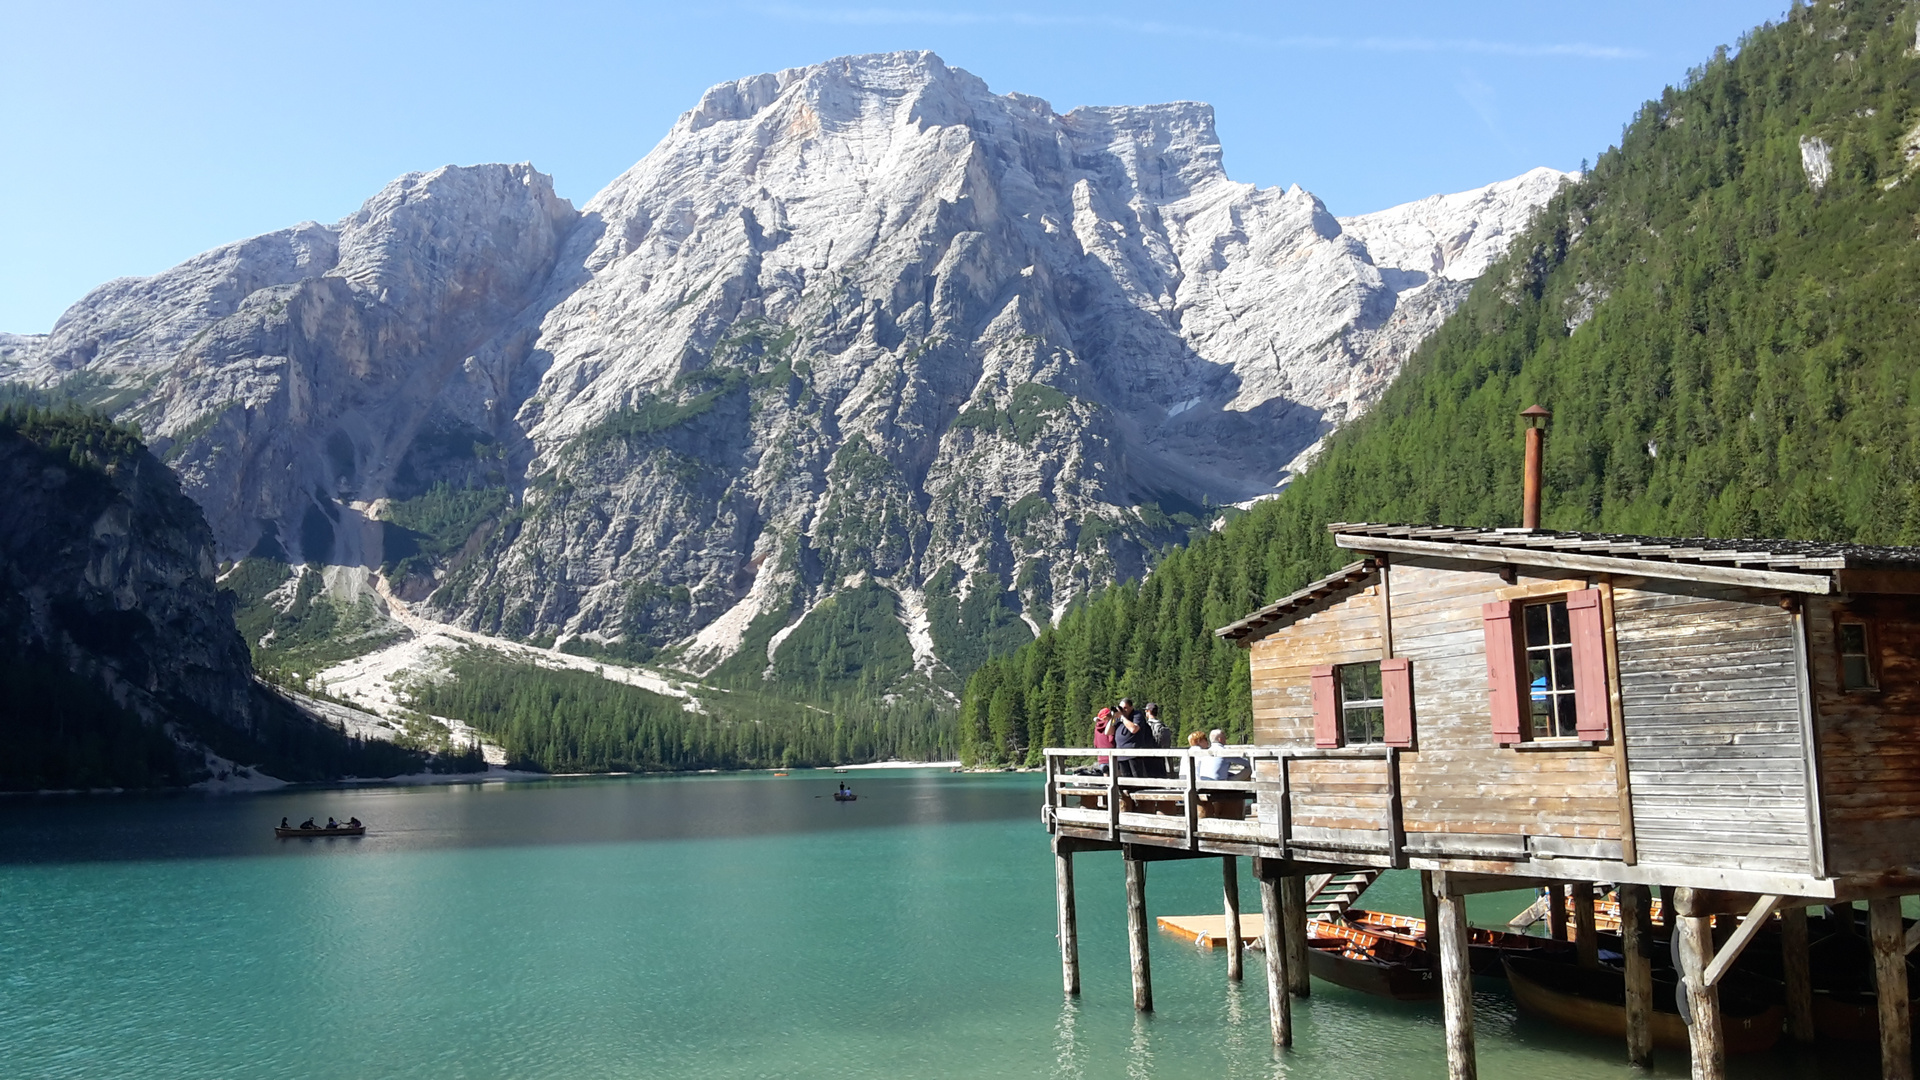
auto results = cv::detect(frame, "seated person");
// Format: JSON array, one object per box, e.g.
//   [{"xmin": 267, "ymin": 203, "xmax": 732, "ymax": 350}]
[
  {"xmin": 326, "ymin": 817, "xmax": 339, "ymax": 829},
  {"xmin": 299, "ymin": 818, "xmax": 317, "ymax": 830},
  {"xmin": 280, "ymin": 817, "xmax": 290, "ymax": 829},
  {"xmin": 348, "ymin": 817, "xmax": 362, "ymax": 828},
  {"xmin": 1204, "ymin": 729, "xmax": 1248, "ymax": 779}
]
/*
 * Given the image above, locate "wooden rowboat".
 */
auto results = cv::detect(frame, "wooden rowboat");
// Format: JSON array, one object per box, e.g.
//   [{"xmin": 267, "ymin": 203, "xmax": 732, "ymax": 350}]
[
  {"xmin": 1503, "ymin": 954, "xmax": 1783, "ymax": 1054},
  {"xmin": 275, "ymin": 825, "xmax": 365, "ymax": 837},
  {"xmin": 1344, "ymin": 909, "xmax": 1576, "ymax": 978},
  {"xmin": 1305, "ymin": 919, "xmax": 1439, "ymax": 1001},
  {"xmin": 832, "ymin": 793, "xmax": 857, "ymax": 802}
]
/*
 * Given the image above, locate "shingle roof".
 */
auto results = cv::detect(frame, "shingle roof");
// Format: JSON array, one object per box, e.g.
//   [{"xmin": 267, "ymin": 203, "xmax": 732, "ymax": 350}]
[
  {"xmin": 1214, "ymin": 559, "xmax": 1378, "ymax": 644},
  {"xmin": 1326, "ymin": 524, "xmax": 1920, "ymax": 573}
]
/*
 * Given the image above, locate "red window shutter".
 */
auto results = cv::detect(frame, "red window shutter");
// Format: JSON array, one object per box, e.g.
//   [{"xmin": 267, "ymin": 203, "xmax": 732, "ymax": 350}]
[
  {"xmin": 1381, "ymin": 658, "xmax": 1414, "ymax": 747},
  {"xmin": 1481, "ymin": 600, "xmax": 1524, "ymax": 745},
  {"xmin": 1567, "ymin": 589, "xmax": 1613, "ymax": 741},
  {"xmin": 1310, "ymin": 665, "xmax": 1340, "ymax": 748}
]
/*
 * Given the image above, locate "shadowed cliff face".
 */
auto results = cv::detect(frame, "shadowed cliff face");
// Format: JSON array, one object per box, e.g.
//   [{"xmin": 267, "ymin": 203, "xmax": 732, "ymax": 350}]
[
  {"xmin": 0, "ymin": 411, "xmax": 419, "ymax": 789},
  {"xmin": 7, "ymin": 53, "xmax": 1566, "ymax": 689}
]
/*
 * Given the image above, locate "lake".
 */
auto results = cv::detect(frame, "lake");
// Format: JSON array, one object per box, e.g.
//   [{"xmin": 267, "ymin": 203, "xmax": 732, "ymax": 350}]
[{"xmin": 0, "ymin": 771, "xmax": 1876, "ymax": 1078}]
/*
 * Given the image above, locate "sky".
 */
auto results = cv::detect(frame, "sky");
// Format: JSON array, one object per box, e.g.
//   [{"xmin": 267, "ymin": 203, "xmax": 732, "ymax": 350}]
[{"xmin": 1, "ymin": 1, "xmax": 1789, "ymax": 334}]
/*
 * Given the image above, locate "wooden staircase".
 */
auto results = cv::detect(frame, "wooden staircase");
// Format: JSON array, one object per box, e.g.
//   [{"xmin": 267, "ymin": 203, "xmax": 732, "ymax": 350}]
[{"xmin": 1303, "ymin": 870, "xmax": 1381, "ymax": 921}]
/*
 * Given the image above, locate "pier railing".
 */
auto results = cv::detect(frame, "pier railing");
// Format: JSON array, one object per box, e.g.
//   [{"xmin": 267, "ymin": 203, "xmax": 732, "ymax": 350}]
[{"xmin": 1042, "ymin": 745, "xmax": 1405, "ymax": 866}]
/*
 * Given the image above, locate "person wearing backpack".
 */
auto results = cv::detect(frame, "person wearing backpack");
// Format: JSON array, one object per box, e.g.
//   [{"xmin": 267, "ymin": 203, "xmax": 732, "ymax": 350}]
[{"xmin": 1142, "ymin": 703, "xmax": 1172, "ymax": 778}]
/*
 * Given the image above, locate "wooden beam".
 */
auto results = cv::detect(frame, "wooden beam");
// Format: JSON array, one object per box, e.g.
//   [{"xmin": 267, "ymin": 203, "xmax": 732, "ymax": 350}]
[
  {"xmin": 1256, "ymin": 858, "xmax": 1292, "ymax": 1048},
  {"xmin": 1422, "ymin": 870, "xmax": 1441, "ymax": 952},
  {"xmin": 1333, "ymin": 533, "xmax": 1835, "ymax": 594},
  {"xmin": 1782, "ymin": 905, "xmax": 1815, "ymax": 1044},
  {"xmin": 1125, "ymin": 855, "xmax": 1152, "ymax": 1012},
  {"xmin": 1676, "ymin": 900, "xmax": 1726, "ymax": 1080},
  {"xmin": 1548, "ymin": 882, "xmax": 1570, "ymax": 943},
  {"xmin": 1433, "ymin": 877, "xmax": 1478, "ymax": 1080},
  {"xmin": 1673, "ymin": 888, "xmax": 1765, "ymax": 919},
  {"xmin": 1620, "ymin": 884, "xmax": 1654, "ymax": 1068},
  {"xmin": 1223, "ymin": 857, "xmax": 1244, "ymax": 983},
  {"xmin": 1282, "ymin": 873, "xmax": 1311, "ymax": 996},
  {"xmin": 1574, "ymin": 882, "xmax": 1600, "ymax": 968},
  {"xmin": 1702, "ymin": 894, "xmax": 1780, "ymax": 988},
  {"xmin": 1871, "ymin": 897, "xmax": 1913, "ymax": 1080},
  {"xmin": 1055, "ymin": 846, "xmax": 1080, "ymax": 996}
]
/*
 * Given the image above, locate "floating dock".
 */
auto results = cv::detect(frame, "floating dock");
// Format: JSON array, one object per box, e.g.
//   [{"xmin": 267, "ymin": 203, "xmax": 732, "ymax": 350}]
[{"xmin": 1157, "ymin": 913, "xmax": 1264, "ymax": 947}]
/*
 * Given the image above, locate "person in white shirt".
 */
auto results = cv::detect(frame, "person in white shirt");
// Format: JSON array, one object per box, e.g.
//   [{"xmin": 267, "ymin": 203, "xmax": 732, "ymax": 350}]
[{"xmin": 1203, "ymin": 728, "xmax": 1247, "ymax": 780}]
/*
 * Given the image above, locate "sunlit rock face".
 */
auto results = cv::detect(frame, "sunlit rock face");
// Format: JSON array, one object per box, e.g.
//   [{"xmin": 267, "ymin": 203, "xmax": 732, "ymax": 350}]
[{"xmin": 10, "ymin": 52, "xmax": 1567, "ymax": 681}]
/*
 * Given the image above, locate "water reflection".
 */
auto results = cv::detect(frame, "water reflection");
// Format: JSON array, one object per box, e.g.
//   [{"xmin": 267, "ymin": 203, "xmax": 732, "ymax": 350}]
[{"xmin": 1051, "ymin": 996, "xmax": 1082, "ymax": 1078}]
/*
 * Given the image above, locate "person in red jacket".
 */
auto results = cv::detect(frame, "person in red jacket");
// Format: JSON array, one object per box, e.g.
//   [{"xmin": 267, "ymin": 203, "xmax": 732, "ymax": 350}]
[{"xmin": 1093, "ymin": 708, "xmax": 1116, "ymax": 772}]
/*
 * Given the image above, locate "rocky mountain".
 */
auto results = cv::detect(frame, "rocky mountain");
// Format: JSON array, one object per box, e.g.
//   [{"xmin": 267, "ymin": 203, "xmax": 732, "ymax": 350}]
[
  {"xmin": 5, "ymin": 52, "xmax": 1567, "ymax": 692},
  {"xmin": 0, "ymin": 408, "xmax": 418, "ymax": 789}
]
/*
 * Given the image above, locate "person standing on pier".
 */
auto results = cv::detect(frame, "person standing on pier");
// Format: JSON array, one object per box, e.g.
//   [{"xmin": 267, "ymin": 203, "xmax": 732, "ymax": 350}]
[
  {"xmin": 1093, "ymin": 709, "xmax": 1116, "ymax": 773},
  {"xmin": 1112, "ymin": 699, "xmax": 1145, "ymax": 777},
  {"xmin": 1142, "ymin": 704, "xmax": 1171, "ymax": 777}
]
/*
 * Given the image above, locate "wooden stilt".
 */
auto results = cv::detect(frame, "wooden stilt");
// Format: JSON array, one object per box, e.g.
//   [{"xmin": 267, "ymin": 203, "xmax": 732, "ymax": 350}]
[
  {"xmin": 1255, "ymin": 858, "xmax": 1292, "ymax": 1049},
  {"xmin": 1054, "ymin": 844, "xmax": 1079, "ymax": 996},
  {"xmin": 1222, "ymin": 856, "xmax": 1244, "ymax": 983},
  {"xmin": 1421, "ymin": 870, "xmax": 1441, "ymax": 949},
  {"xmin": 1281, "ymin": 873, "xmax": 1311, "ymax": 997},
  {"xmin": 1677, "ymin": 904, "xmax": 1726, "ymax": 1080},
  {"xmin": 1125, "ymin": 854, "xmax": 1152, "ymax": 1012},
  {"xmin": 1781, "ymin": 905, "xmax": 1815, "ymax": 1045},
  {"xmin": 1548, "ymin": 881, "xmax": 1571, "ymax": 943},
  {"xmin": 1620, "ymin": 883, "xmax": 1654, "ymax": 1069},
  {"xmin": 1870, "ymin": 896, "xmax": 1913, "ymax": 1080},
  {"xmin": 1435, "ymin": 876, "xmax": 1477, "ymax": 1080},
  {"xmin": 1573, "ymin": 881, "xmax": 1599, "ymax": 968}
]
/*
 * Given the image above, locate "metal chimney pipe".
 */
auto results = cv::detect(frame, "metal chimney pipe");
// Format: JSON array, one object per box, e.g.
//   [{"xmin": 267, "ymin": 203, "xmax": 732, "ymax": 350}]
[{"xmin": 1521, "ymin": 405, "xmax": 1551, "ymax": 530}]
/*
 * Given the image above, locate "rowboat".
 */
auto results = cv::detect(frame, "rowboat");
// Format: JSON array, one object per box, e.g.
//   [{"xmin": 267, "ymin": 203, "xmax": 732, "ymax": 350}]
[
  {"xmin": 1503, "ymin": 953, "xmax": 1784, "ymax": 1053},
  {"xmin": 274, "ymin": 825, "xmax": 366, "ymax": 838},
  {"xmin": 1305, "ymin": 919, "xmax": 1439, "ymax": 1001},
  {"xmin": 1344, "ymin": 909, "xmax": 1576, "ymax": 977},
  {"xmin": 833, "ymin": 793, "xmax": 857, "ymax": 802}
]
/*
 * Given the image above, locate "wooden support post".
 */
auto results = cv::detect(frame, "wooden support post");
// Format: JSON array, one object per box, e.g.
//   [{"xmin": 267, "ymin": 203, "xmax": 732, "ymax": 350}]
[
  {"xmin": 1435, "ymin": 875, "xmax": 1478, "ymax": 1080},
  {"xmin": 1620, "ymin": 884, "xmax": 1654, "ymax": 1069},
  {"xmin": 1222, "ymin": 856, "xmax": 1244, "ymax": 983},
  {"xmin": 1678, "ymin": 905, "xmax": 1725, "ymax": 1080},
  {"xmin": 1781, "ymin": 905, "xmax": 1815, "ymax": 1044},
  {"xmin": 1125, "ymin": 854, "xmax": 1152, "ymax": 1012},
  {"xmin": 1422, "ymin": 870, "xmax": 1441, "ymax": 948},
  {"xmin": 1548, "ymin": 881, "xmax": 1571, "ymax": 943},
  {"xmin": 1255, "ymin": 859, "xmax": 1292, "ymax": 1049},
  {"xmin": 1574, "ymin": 881, "xmax": 1599, "ymax": 968},
  {"xmin": 1871, "ymin": 896, "xmax": 1913, "ymax": 1080},
  {"xmin": 1054, "ymin": 844, "xmax": 1079, "ymax": 996},
  {"xmin": 1282, "ymin": 873, "xmax": 1311, "ymax": 996}
]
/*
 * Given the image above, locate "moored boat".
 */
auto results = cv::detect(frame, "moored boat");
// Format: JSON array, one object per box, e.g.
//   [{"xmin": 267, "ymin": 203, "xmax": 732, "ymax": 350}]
[
  {"xmin": 1503, "ymin": 953, "xmax": 1784, "ymax": 1054},
  {"xmin": 1305, "ymin": 919, "xmax": 1439, "ymax": 1001},
  {"xmin": 1344, "ymin": 909, "xmax": 1575, "ymax": 978},
  {"xmin": 275, "ymin": 825, "xmax": 366, "ymax": 837}
]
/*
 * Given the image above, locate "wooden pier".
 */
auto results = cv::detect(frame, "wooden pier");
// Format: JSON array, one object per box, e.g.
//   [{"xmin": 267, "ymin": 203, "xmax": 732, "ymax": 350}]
[{"xmin": 1043, "ymin": 457, "xmax": 1920, "ymax": 1079}]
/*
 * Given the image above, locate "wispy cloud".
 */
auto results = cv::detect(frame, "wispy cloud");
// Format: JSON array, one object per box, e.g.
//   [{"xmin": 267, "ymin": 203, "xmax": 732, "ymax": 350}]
[{"xmin": 753, "ymin": 5, "xmax": 1646, "ymax": 61}]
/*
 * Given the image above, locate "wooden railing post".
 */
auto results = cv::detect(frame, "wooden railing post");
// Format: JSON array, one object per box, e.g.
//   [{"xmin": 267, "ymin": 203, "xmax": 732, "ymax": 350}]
[{"xmin": 1184, "ymin": 751, "xmax": 1199, "ymax": 850}]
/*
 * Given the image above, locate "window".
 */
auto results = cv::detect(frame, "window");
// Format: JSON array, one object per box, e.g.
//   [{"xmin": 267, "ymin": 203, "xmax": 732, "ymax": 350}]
[
  {"xmin": 1839, "ymin": 622, "xmax": 1877, "ymax": 691},
  {"xmin": 1524, "ymin": 600, "xmax": 1579, "ymax": 739},
  {"xmin": 1339, "ymin": 662, "xmax": 1385, "ymax": 745}
]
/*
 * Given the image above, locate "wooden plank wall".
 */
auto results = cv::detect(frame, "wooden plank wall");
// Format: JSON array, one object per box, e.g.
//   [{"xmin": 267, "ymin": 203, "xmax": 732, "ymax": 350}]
[
  {"xmin": 1613, "ymin": 581, "xmax": 1811, "ymax": 874},
  {"xmin": 1809, "ymin": 595, "xmax": 1920, "ymax": 874},
  {"xmin": 1391, "ymin": 559, "xmax": 1621, "ymax": 844}
]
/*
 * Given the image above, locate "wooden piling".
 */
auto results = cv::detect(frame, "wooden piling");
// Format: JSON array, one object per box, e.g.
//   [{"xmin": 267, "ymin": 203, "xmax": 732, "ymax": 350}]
[
  {"xmin": 1421, "ymin": 870, "xmax": 1441, "ymax": 950},
  {"xmin": 1573, "ymin": 881, "xmax": 1599, "ymax": 968},
  {"xmin": 1620, "ymin": 883, "xmax": 1654, "ymax": 1069},
  {"xmin": 1676, "ymin": 902, "xmax": 1726, "ymax": 1080},
  {"xmin": 1255, "ymin": 859, "xmax": 1292, "ymax": 1049},
  {"xmin": 1870, "ymin": 896, "xmax": 1913, "ymax": 1080},
  {"xmin": 1222, "ymin": 856, "xmax": 1244, "ymax": 983},
  {"xmin": 1781, "ymin": 905, "xmax": 1815, "ymax": 1044},
  {"xmin": 1548, "ymin": 881, "xmax": 1571, "ymax": 943},
  {"xmin": 1125, "ymin": 854, "xmax": 1152, "ymax": 1012},
  {"xmin": 1054, "ymin": 843, "xmax": 1079, "ymax": 995},
  {"xmin": 1435, "ymin": 877, "xmax": 1477, "ymax": 1080},
  {"xmin": 1281, "ymin": 873, "xmax": 1311, "ymax": 996}
]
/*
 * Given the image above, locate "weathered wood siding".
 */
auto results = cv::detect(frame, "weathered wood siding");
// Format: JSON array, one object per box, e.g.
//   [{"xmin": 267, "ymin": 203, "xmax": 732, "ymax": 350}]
[
  {"xmin": 1390, "ymin": 559, "xmax": 1622, "ymax": 846},
  {"xmin": 1613, "ymin": 580, "xmax": 1812, "ymax": 874},
  {"xmin": 1809, "ymin": 595, "xmax": 1920, "ymax": 874}
]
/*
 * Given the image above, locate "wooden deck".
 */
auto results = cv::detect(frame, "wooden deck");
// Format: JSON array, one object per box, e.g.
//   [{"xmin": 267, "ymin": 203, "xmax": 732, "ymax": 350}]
[{"xmin": 1157, "ymin": 913, "xmax": 1263, "ymax": 947}]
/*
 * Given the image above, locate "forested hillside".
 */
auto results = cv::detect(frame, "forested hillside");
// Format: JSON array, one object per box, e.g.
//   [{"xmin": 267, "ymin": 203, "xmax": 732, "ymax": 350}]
[{"xmin": 960, "ymin": 0, "xmax": 1920, "ymax": 764}]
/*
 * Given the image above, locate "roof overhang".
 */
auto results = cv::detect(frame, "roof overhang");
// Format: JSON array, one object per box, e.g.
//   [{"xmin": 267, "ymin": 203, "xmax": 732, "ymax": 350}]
[
  {"xmin": 1333, "ymin": 534, "xmax": 1834, "ymax": 595},
  {"xmin": 1214, "ymin": 559, "xmax": 1380, "ymax": 645}
]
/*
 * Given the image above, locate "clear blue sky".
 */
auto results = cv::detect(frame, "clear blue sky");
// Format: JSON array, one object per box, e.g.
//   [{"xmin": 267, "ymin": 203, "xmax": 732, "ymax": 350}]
[{"xmin": 2, "ymin": 1, "xmax": 1787, "ymax": 334}]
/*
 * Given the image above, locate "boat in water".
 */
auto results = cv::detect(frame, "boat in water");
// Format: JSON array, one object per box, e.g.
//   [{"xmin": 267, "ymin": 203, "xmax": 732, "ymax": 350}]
[
  {"xmin": 1344, "ymin": 909, "xmax": 1575, "ymax": 978},
  {"xmin": 1503, "ymin": 953, "xmax": 1784, "ymax": 1053},
  {"xmin": 833, "ymin": 792, "xmax": 857, "ymax": 802},
  {"xmin": 1304, "ymin": 919, "xmax": 1439, "ymax": 1001},
  {"xmin": 274, "ymin": 824, "xmax": 366, "ymax": 838}
]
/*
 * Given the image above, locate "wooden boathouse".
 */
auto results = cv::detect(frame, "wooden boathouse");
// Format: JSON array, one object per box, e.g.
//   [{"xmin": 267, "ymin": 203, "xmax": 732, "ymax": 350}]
[{"xmin": 1041, "ymin": 411, "xmax": 1920, "ymax": 1080}]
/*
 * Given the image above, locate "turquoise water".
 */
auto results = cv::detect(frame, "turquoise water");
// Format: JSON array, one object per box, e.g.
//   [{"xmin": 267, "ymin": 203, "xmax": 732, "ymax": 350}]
[{"xmin": 0, "ymin": 772, "xmax": 1875, "ymax": 1078}]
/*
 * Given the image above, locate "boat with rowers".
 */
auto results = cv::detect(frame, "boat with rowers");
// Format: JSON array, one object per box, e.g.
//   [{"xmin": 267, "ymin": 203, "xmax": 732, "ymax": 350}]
[{"xmin": 274, "ymin": 816, "xmax": 365, "ymax": 838}]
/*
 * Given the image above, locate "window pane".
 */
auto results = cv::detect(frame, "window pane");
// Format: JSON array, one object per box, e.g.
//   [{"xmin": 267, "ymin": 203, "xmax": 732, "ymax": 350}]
[
  {"xmin": 1843, "ymin": 655, "xmax": 1873, "ymax": 691},
  {"xmin": 1344, "ymin": 706, "xmax": 1384, "ymax": 745},
  {"xmin": 1556, "ymin": 694, "xmax": 1579, "ymax": 738},
  {"xmin": 1341, "ymin": 663, "xmax": 1367, "ymax": 701},
  {"xmin": 1525, "ymin": 603, "xmax": 1550, "ymax": 648},
  {"xmin": 1551, "ymin": 646, "xmax": 1576, "ymax": 690},
  {"xmin": 1549, "ymin": 601, "xmax": 1571, "ymax": 645},
  {"xmin": 1840, "ymin": 623, "xmax": 1868, "ymax": 655},
  {"xmin": 1530, "ymin": 698, "xmax": 1553, "ymax": 738},
  {"xmin": 1529, "ymin": 657, "xmax": 1549, "ymax": 697}
]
